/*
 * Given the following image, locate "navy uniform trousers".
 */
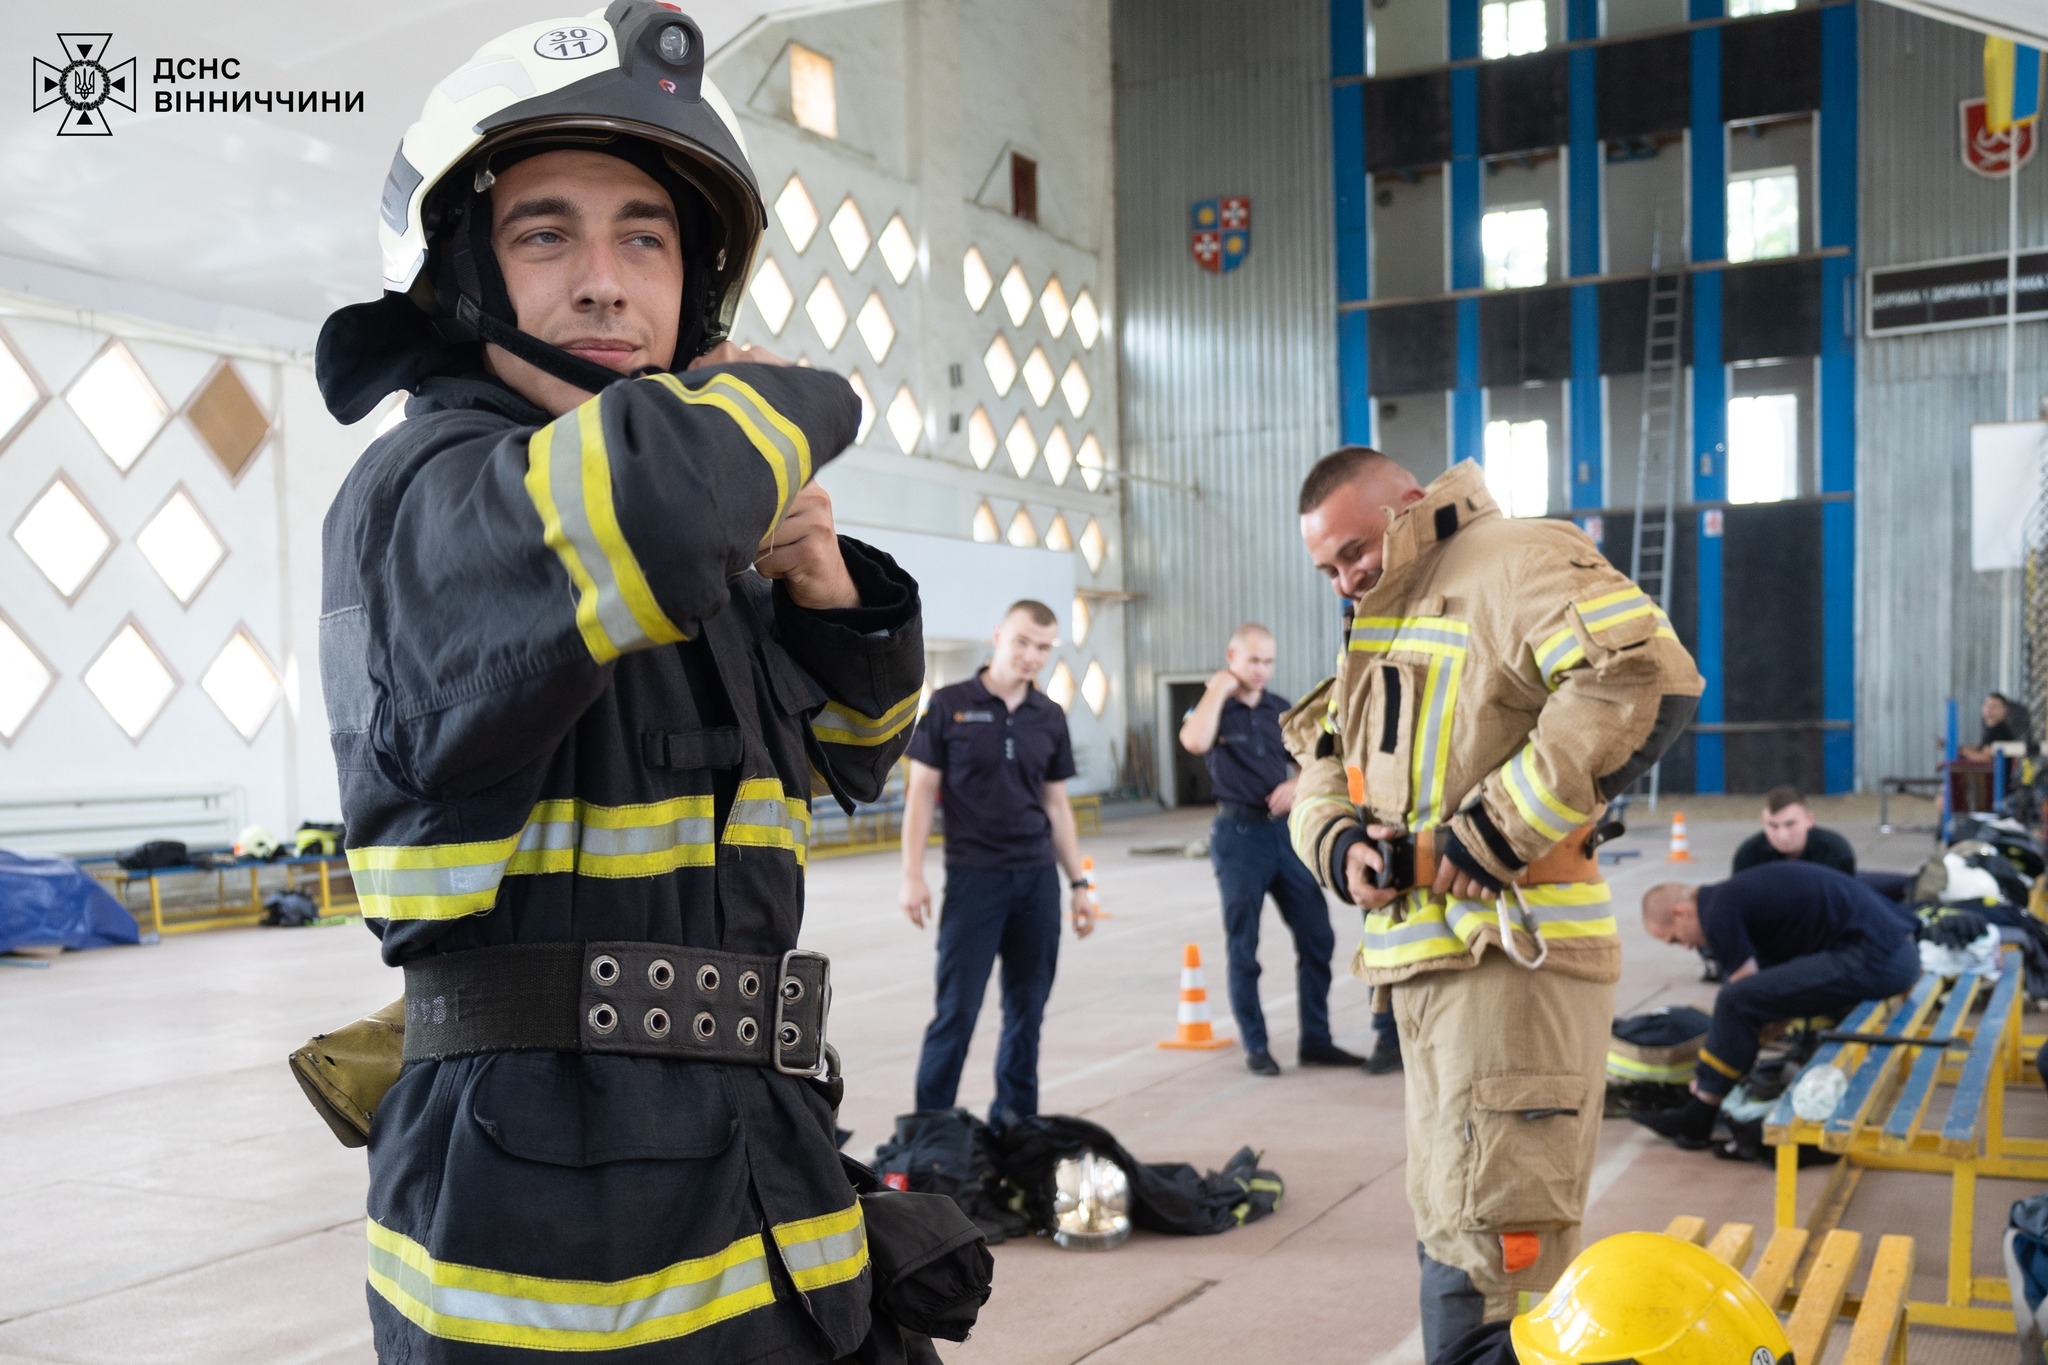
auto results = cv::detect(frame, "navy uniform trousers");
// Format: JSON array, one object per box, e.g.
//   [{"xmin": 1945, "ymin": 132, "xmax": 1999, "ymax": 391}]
[
  {"xmin": 913, "ymin": 865, "xmax": 1061, "ymax": 1122},
  {"xmin": 1210, "ymin": 815, "xmax": 1336, "ymax": 1054},
  {"xmin": 1697, "ymin": 934, "xmax": 1921, "ymax": 1096}
]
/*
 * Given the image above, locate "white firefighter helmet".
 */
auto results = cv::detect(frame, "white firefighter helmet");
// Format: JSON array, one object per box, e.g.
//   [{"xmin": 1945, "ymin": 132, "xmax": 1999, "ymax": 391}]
[{"xmin": 318, "ymin": 1, "xmax": 763, "ymax": 422}]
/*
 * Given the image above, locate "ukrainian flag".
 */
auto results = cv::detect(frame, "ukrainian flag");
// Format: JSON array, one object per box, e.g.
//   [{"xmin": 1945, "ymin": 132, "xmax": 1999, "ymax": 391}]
[{"xmin": 1985, "ymin": 37, "xmax": 2042, "ymax": 134}]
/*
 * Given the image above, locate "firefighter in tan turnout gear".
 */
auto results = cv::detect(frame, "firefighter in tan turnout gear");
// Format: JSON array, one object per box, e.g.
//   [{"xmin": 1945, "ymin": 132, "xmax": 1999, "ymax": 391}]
[{"xmin": 1283, "ymin": 450, "xmax": 1702, "ymax": 1359}]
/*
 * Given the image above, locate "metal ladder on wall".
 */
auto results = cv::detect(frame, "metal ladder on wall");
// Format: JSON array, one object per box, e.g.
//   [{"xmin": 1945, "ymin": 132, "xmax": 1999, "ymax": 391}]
[{"xmin": 1628, "ymin": 222, "xmax": 1685, "ymax": 807}]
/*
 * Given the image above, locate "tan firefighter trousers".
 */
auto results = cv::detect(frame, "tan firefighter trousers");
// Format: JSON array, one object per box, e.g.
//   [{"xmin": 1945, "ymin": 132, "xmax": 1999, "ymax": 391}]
[{"xmin": 1393, "ymin": 947, "xmax": 1614, "ymax": 1317}]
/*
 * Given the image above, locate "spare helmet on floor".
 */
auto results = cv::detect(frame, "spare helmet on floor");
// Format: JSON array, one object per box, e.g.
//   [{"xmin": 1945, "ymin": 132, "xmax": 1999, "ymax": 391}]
[
  {"xmin": 1050, "ymin": 1149, "xmax": 1132, "ymax": 1251},
  {"xmin": 1512, "ymin": 1232, "xmax": 1791, "ymax": 1365}
]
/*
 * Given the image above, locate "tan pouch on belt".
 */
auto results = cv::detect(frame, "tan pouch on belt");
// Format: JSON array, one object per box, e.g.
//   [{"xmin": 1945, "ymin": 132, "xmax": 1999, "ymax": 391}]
[
  {"xmin": 288, "ymin": 998, "xmax": 406, "ymax": 1148},
  {"xmin": 1409, "ymin": 823, "xmax": 1604, "ymax": 888}
]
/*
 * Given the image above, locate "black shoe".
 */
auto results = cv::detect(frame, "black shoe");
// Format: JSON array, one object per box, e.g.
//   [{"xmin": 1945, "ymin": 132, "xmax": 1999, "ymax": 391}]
[
  {"xmin": 1362, "ymin": 1039, "xmax": 1404, "ymax": 1075},
  {"xmin": 1298, "ymin": 1042, "xmax": 1367, "ymax": 1067},
  {"xmin": 1245, "ymin": 1050, "xmax": 1281, "ymax": 1076},
  {"xmin": 1631, "ymin": 1096, "xmax": 1718, "ymax": 1148}
]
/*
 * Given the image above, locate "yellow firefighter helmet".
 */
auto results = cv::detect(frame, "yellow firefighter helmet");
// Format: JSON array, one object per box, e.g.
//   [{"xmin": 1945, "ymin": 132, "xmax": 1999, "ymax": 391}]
[{"xmin": 1511, "ymin": 1232, "xmax": 1793, "ymax": 1365}]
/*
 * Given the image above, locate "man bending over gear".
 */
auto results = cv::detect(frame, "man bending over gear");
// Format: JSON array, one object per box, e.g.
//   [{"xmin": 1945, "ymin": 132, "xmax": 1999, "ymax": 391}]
[
  {"xmin": 313, "ymin": 6, "xmax": 928, "ymax": 1361},
  {"xmin": 1637, "ymin": 862, "xmax": 1920, "ymax": 1148},
  {"xmin": 1283, "ymin": 448, "xmax": 1701, "ymax": 1361}
]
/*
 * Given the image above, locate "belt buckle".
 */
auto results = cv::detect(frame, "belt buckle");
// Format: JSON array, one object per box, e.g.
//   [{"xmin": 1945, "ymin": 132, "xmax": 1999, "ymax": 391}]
[{"xmin": 773, "ymin": 948, "xmax": 831, "ymax": 1077}]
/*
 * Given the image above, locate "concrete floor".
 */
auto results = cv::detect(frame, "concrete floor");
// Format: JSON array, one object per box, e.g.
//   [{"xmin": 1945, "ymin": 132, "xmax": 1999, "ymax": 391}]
[{"xmin": 0, "ymin": 802, "xmax": 2033, "ymax": 1363}]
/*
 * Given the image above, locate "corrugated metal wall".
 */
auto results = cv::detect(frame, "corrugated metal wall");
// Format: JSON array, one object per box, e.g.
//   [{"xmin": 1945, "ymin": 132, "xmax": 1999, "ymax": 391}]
[
  {"xmin": 1112, "ymin": 0, "xmax": 1342, "ymax": 789},
  {"xmin": 1858, "ymin": 0, "xmax": 2048, "ymax": 785}
]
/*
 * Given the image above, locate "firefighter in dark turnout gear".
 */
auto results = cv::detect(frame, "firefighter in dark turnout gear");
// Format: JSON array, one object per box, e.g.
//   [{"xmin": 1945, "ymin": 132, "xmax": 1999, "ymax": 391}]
[{"xmin": 313, "ymin": 7, "xmax": 927, "ymax": 1360}]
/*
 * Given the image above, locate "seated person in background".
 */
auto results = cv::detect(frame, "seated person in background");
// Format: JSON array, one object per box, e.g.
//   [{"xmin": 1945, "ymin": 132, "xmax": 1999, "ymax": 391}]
[
  {"xmin": 1634, "ymin": 861, "xmax": 1920, "ymax": 1147},
  {"xmin": 1732, "ymin": 785, "xmax": 1856, "ymax": 876},
  {"xmin": 1961, "ymin": 691, "xmax": 2027, "ymax": 763}
]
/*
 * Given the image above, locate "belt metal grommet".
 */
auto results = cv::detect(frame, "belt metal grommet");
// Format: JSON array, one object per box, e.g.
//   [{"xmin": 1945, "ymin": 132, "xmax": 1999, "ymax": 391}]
[
  {"xmin": 778, "ymin": 1021, "xmax": 802, "ymax": 1049},
  {"xmin": 590, "ymin": 954, "xmax": 620, "ymax": 987},
  {"xmin": 781, "ymin": 976, "xmax": 804, "ymax": 1003},
  {"xmin": 693, "ymin": 1011, "xmax": 717, "ymax": 1040},
  {"xmin": 588, "ymin": 1003, "xmax": 618, "ymax": 1035},
  {"xmin": 644, "ymin": 1007, "xmax": 672, "ymax": 1039},
  {"xmin": 648, "ymin": 958, "xmax": 675, "ymax": 990},
  {"xmin": 738, "ymin": 970, "xmax": 761, "ymax": 999},
  {"xmin": 737, "ymin": 1017, "xmax": 759, "ymax": 1045},
  {"xmin": 697, "ymin": 964, "xmax": 721, "ymax": 994}
]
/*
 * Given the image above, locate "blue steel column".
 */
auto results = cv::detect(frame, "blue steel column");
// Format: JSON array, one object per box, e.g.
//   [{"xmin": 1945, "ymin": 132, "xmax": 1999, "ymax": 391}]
[
  {"xmin": 1450, "ymin": 0, "xmax": 1483, "ymax": 464},
  {"xmin": 1333, "ymin": 0, "xmax": 1372, "ymax": 445},
  {"xmin": 1567, "ymin": 0, "xmax": 1602, "ymax": 510},
  {"xmin": 1818, "ymin": 4, "xmax": 1857, "ymax": 792},
  {"xmin": 1689, "ymin": 6, "xmax": 1727, "ymax": 792}
]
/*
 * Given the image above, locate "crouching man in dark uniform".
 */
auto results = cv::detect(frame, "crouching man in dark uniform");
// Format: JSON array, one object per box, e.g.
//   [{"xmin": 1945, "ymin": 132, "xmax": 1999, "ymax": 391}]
[{"xmin": 313, "ymin": 7, "xmax": 926, "ymax": 1359}]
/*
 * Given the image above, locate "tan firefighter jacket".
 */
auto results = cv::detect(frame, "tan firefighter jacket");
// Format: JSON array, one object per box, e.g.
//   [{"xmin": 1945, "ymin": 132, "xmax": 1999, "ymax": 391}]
[{"xmin": 1283, "ymin": 460, "xmax": 1703, "ymax": 986}]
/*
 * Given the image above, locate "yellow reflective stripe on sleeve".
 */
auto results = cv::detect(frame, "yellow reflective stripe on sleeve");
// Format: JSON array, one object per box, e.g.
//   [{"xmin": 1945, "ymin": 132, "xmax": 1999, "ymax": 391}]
[
  {"xmin": 1699, "ymin": 1047, "xmax": 1742, "ymax": 1079},
  {"xmin": 1501, "ymin": 745, "xmax": 1590, "ymax": 843},
  {"xmin": 348, "ymin": 796, "xmax": 718, "ymax": 921},
  {"xmin": 1575, "ymin": 587, "xmax": 1660, "ymax": 633},
  {"xmin": 1357, "ymin": 896, "xmax": 1468, "ymax": 967},
  {"xmin": 1288, "ymin": 793, "xmax": 1353, "ymax": 852},
  {"xmin": 648, "ymin": 373, "xmax": 801, "ymax": 530},
  {"xmin": 723, "ymin": 777, "xmax": 812, "ymax": 867},
  {"xmin": 522, "ymin": 397, "xmax": 686, "ymax": 665},
  {"xmin": 811, "ymin": 691, "xmax": 919, "ymax": 747},
  {"xmin": 704, "ymin": 374, "xmax": 813, "ymax": 489},
  {"xmin": 1534, "ymin": 626, "xmax": 1585, "ymax": 689},
  {"xmin": 366, "ymin": 1216, "xmax": 775, "ymax": 1352},
  {"xmin": 771, "ymin": 1203, "xmax": 868, "ymax": 1293}
]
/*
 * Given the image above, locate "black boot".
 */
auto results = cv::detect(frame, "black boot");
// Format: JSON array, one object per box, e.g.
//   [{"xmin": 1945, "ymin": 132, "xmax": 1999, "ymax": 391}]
[
  {"xmin": 1632, "ymin": 1096, "xmax": 1718, "ymax": 1149},
  {"xmin": 1299, "ymin": 1042, "xmax": 1367, "ymax": 1067},
  {"xmin": 1362, "ymin": 1034, "xmax": 1403, "ymax": 1075}
]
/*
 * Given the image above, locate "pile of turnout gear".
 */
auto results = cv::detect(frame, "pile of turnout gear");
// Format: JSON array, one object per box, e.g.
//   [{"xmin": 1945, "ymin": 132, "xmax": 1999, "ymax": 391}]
[
  {"xmin": 1911, "ymin": 812, "xmax": 2048, "ymax": 1000},
  {"xmin": 873, "ymin": 1110, "xmax": 1283, "ymax": 1250}
]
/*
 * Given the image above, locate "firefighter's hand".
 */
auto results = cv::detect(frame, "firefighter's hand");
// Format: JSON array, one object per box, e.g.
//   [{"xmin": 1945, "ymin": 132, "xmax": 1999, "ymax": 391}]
[
  {"xmin": 1430, "ymin": 858, "xmax": 1499, "ymax": 903},
  {"xmin": 757, "ymin": 483, "xmax": 859, "ymax": 609},
  {"xmin": 688, "ymin": 340, "xmax": 791, "ymax": 369},
  {"xmin": 901, "ymin": 871, "xmax": 932, "ymax": 929},
  {"xmin": 1344, "ymin": 829, "xmax": 1405, "ymax": 910},
  {"xmin": 1070, "ymin": 886, "xmax": 1096, "ymax": 939}
]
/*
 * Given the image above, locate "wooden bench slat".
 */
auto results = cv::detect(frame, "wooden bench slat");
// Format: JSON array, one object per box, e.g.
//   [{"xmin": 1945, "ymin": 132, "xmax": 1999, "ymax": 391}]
[
  {"xmin": 1784, "ymin": 1228, "xmax": 1862, "ymax": 1365},
  {"xmin": 1841, "ymin": 1234, "xmax": 1915, "ymax": 1365},
  {"xmin": 1749, "ymin": 1225, "xmax": 1809, "ymax": 1308},
  {"xmin": 1822, "ymin": 975, "xmax": 1944, "ymax": 1151},
  {"xmin": 1880, "ymin": 974, "xmax": 1980, "ymax": 1151},
  {"xmin": 1940, "ymin": 952, "xmax": 2024, "ymax": 1156},
  {"xmin": 1766, "ymin": 998, "xmax": 1889, "ymax": 1137},
  {"xmin": 1663, "ymin": 1215, "xmax": 1708, "ymax": 1244},
  {"xmin": 1705, "ymin": 1221, "xmax": 1754, "ymax": 1272}
]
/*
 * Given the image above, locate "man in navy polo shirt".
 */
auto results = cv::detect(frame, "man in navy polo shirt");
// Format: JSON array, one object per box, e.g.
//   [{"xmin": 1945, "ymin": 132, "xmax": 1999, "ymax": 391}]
[
  {"xmin": 900, "ymin": 599, "xmax": 1097, "ymax": 1124},
  {"xmin": 1180, "ymin": 623, "xmax": 1368, "ymax": 1077},
  {"xmin": 1635, "ymin": 861, "xmax": 1921, "ymax": 1147}
]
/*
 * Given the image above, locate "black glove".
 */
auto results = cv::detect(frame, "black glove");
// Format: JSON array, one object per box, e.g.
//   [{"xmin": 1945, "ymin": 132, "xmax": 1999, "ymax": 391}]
[{"xmin": 1437, "ymin": 825, "xmax": 1505, "ymax": 896}]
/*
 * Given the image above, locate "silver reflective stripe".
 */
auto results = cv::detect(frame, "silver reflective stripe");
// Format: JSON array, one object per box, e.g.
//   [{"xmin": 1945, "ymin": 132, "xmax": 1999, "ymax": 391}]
[
  {"xmin": 727, "ymin": 798, "xmax": 808, "ymax": 851},
  {"xmin": 1362, "ymin": 914, "xmax": 1463, "ymax": 948},
  {"xmin": 319, "ymin": 606, "xmax": 373, "ymax": 734},
  {"xmin": 519, "ymin": 818, "xmax": 580, "ymax": 855},
  {"xmin": 1537, "ymin": 631, "xmax": 1581, "ymax": 678},
  {"xmin": 1578, "ymin": 593, "xmax": 1651, "ymax": 628},
  {"xmin": 542, "ymin": 405, "xmax": 651, "ymax": 656},
  {"xmin": 1410, "ymin": 658, "xmax": 1460, "ymax": 826},
  {"xmin": 368, "ymin": 1240, "xmax": 772, "ymax": 1337},
  {"xmin": 580, "ymin": 817, "xmax": 717, "ymax": 857},
  {"xmin": 350, "ymin": 862, "xmax": 508, "ymax": 900},
  {"xmin": 1351, "ymin": 625, "xmax": 1469, "ymax": 651},
  {"xmin": 708, "ymin": 379, "xmax": 806, "ymax": 515},
  {"xmin": 1505, "ymin": 751, "xmax": 1576, "ymax": 841},
  {"xmin": 779, "ymin": 1224, "xmax": 866, "ymax": 1277}
]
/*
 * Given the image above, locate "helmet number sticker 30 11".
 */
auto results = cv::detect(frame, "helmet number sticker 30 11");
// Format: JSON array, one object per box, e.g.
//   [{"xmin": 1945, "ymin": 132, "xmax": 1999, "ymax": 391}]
[{"xmin": 536, "ymin": 27, "xmax": 607, "ymax": 60}]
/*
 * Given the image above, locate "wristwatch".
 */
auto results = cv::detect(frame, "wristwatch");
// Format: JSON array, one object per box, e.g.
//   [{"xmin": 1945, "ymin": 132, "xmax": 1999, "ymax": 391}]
[{"xmin": 1070, "ymin": 877, "xmax": 1091, "ymax": 890}]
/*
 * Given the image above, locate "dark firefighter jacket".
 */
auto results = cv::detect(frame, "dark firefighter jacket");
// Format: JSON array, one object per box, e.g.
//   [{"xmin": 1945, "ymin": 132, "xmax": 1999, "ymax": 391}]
[{"xmin": 320, "ymin": 362, "xmax": 924, "ymax": 1363}]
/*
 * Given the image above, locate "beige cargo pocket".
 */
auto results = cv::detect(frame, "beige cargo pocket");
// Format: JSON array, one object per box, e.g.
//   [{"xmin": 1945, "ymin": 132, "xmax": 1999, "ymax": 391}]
[
  {"xmin": 1459, "ymin": 1072, "xmax": 1590, "ymax": 1231},
  {"xmin": 1358, "ymin": 660, "xmax": 1420, "ymax": 823}
]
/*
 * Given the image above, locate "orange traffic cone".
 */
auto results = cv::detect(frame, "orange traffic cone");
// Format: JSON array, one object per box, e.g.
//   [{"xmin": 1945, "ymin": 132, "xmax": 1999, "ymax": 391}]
[
  {"xmin": 1667, "ymin": 811, "xmax": 1693, "ymax": 862},
  {"xmin": 1159, "ymin": 943, "xmax": 1233, "ymax": 1050},
  {"xmin": 1082, "ymin": 856, "xmax": 1110, "ymax": 918}
]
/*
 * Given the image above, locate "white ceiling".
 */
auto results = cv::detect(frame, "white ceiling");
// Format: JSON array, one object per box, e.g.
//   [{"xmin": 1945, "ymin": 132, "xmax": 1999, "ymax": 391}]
[
  {"xmin": 1873, "ymin": 0, "xmax": 2048, "ymax": 47},
  {"xmin": 0, "ymin": 0, "xmax": 864, "ymax": 328}
]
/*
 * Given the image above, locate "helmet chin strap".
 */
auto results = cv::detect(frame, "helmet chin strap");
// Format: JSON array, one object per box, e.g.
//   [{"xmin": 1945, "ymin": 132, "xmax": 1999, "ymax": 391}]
[{"xmin": 452, "ymin": 295, "xmax": 644, "ymax": 397}]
